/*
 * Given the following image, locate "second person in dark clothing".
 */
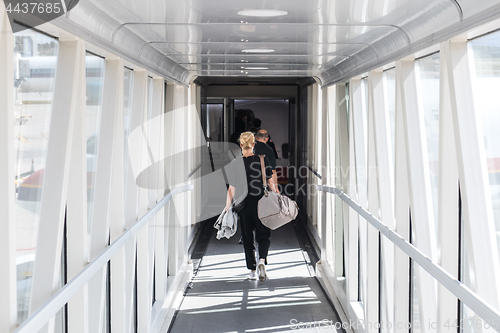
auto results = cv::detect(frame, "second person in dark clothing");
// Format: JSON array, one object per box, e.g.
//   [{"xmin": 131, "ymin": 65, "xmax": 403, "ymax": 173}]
[
  {"xmin": 255, "ymin": 129, "xmax": 280, "ymax": 193},
  {"xmin": 225, "ymin": 131, "xmax": 276, "ymax": 281}
]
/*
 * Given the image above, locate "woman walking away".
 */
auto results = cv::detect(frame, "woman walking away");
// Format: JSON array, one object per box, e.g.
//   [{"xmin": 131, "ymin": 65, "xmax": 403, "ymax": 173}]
[{"xmin": 225, "ymin": 132, "xmax": 275, "ymax": 281}]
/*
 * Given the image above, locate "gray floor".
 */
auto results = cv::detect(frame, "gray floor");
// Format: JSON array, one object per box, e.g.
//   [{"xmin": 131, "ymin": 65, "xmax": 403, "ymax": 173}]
[{"xmin": 168, "ymin": 222, "xmax": 342, "ymax": 333}]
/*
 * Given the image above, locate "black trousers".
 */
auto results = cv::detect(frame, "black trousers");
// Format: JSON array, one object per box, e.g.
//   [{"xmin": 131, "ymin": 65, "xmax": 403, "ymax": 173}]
[{"xmin": 239, "ymin": 196, "xmax": 271, "ymax": 270}]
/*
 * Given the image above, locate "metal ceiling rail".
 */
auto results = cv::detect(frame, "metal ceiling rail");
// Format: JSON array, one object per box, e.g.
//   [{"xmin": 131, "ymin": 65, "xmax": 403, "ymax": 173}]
[
  {"xmin": 144, "ymin": 41, "xmax": 372, "ymax": 46},
  {"xmin": 14, "ymin": 184, "xmax": 193, "ymax": 333},
  {"xmin": 157, "ymin": 53, "xmax": 350, "ymax": 58},
  {"xmin": 178, "ymin": 63, "xmax": 323, "ymax": 66},
  {"xmin": 111, "ymin": 22, "xmax": 407, "ymax": 43},
  {"xmin": 140, "ymin": 42, "xmax": 378, "ymax": 65},
  {"xmin": 316, "ymin": 184, "xmax": 500, "ymax": 331}
]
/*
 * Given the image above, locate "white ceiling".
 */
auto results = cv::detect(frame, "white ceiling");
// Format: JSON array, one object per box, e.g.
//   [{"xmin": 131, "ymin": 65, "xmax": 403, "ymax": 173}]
[{"xmin": 55, "ymin": 0, "xmax": 500, "ymax": 86}]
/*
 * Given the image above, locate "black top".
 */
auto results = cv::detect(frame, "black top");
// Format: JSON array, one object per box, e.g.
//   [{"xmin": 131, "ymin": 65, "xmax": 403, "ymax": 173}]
[
  {"xmin": 255, "ymin": 141, "xmax": 276, "ymax": 171},
  {"xmin": 227, "ymin": 154, "xmax": 273, "ymax": 199}
]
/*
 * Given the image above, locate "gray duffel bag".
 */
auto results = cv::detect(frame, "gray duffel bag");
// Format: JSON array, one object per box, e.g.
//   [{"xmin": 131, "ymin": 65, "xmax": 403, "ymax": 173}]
[{"xmin": 256, "ymin": 156, "xmax": 299, "ymax": 230}]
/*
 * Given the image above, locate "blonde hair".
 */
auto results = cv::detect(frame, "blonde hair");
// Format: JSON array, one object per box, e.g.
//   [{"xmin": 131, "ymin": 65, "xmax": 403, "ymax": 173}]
[{"xmin": 239, "ymin": 131, "xmax": 255, "ymax": 149}]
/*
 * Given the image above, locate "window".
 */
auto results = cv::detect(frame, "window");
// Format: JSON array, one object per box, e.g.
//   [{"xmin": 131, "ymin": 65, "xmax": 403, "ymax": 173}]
[
  {"xmin": 13, "ymin": 29, "xmax": 58, "ymax": 326},
  {"xmin": 85, "ymin": 52, "xmax": 105, "ymax": 237},
  {"xmin": 416, "ymin": 53, "xmax": 440, "ymax": 227},
  {"xmin": 470, "ymin": 31, "xmax": 500, "ymax": 262},
  {"xmin": 411, "ymin": 52, "xmax": 440, "ymax": 333},
  {"xmin": 123, "ymin": 68, "xmax": 134, "ymax": 196},
  {"xmin": 383, "ymin": 69, "xmax": 396, "ymax": 165},
  {"xmin": 465, "ymin": 30, "xmax": 500, "ymax": 330}
]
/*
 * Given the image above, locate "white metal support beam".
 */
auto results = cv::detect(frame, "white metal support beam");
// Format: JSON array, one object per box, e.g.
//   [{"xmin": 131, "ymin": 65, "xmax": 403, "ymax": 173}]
[
  {"xmin": 66, "ymin": 40, "xmax": 88, "ymax": 333},
  {"xmin": 320, "ymin": 87, "xmax": 328, "ymax": 258},
  {"xmin": 152, "ymin": 78, "xmax": 167, "ymax": 305},
  {"xmin": 186, "ymin": 83, "xmax": 198, "ymax": 231},
  {"xmin": 346, "ymin": 80, "xmax": 359, "ymax": 302},
  {"xmin": 0, "ymin": 7, "xmax": 17, "ymax": 332},
  {"xmin": 365, "ymin": 73, "xmax": 380, "ymax": 332},
  {"xmin": 137, "ymin": 75, "xmax": 154, "ymax": 333},
  {"xmin": 336, "ymin": 85, "xmax": 349, "ymax": 277},
  {"xmin": 351, "ymin": 78, "xmax": 368, "ymax": 311},
  {"xmin": 397, "ymin": 58, "xmax": 438, "ymax": 331},
  {"xmin": 369, "ymin": 72, "xmax": 395, "ymax": 229},
  {"xmin": 168, "ymin": 84, "xmax": 190, "ymax": 273},
  {"xmin": 308, "ymin": 84, "xmax": 319, "ymax": 231},
  {"xmin": 165, "ymin": 83, "xmax": 178, "ymax": 278},
  {"xmin": 314, "ymin": 84, "xmax": 323, "ymax": 236},
  {"xmin": 393, "ymin": 64, "xmax": 411, "ymax": 333},
  {"xmin": 307, "ymin": 85, "xmax": 314, "ymax": 222},
  {"xmin": 146, "ymin": 77, "xmax": 164, "ymax": 326},
  {"xmin": 88, "ymin": 57, "xmax": 124, "ymax": 333},
  {"xmin": 188, "ymin": 83, "xmax": 201, "ymax": 225},
  {"xmin": 370, "ymin": 70, "xmax": 395, "ymax": 332},
  {"xmin": 123, "ymin": 69, "xmax": 147, "ymax": 333},
  {"xmin": 178, "ymin": 86, "xmax": 190, "ymax": 262},
  {"xmin": 445, "ymin": 40, "xmax": 500, "ymax": 309},
  {"xmin": 437, "ymin": 43, "xmax": 460, "ymax": 330},
  {"xmin": 325, "ymin": 86, "xmax": 336, "ymax": 267},
  {"xmin": 30, "ymin": 37, "xmax": 84, "ymax": 333},
  {"xmin": 108, "ymin": 59, "xmax": 125, "ymax": 333}
]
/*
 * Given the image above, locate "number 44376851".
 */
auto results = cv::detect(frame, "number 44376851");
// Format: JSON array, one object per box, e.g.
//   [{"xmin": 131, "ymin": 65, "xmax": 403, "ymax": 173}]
[{"xmin": 6, "ymin": 2, "xmax": 62, "ymax": 14}]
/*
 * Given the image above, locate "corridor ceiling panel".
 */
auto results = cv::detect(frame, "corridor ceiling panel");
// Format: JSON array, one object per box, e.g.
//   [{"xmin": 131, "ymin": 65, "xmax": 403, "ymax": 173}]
[{"xmin": 54, "ymin": 0, "xmax": 500, "ymax": 86}]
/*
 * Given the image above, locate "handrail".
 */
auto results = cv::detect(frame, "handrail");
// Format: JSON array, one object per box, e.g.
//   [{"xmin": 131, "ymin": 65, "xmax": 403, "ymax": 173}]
[
  {"xmin": 15, "ymin": 184, "xmax": 193, "ymax": 333},
  {"xmin": 187, "ymin": 163, "xmax": 202, "ymax": 179},
  {"xmin": 308, "ymin": 165, "xmax": 322, "ymax": 180},
  {"xmin": 316, "ymin": 184, "xmax": 500, "ymax": 330}
]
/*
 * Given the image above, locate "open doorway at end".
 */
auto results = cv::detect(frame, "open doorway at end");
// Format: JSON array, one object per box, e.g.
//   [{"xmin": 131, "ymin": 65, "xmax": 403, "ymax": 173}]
[{"xmin": 232, "ymin": 99, "xmax": 292, "ymax": 196}]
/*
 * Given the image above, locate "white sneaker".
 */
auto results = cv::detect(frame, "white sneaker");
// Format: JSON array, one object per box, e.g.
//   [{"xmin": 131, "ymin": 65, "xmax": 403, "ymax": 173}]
[
  {"xmin": 258, "ymin": 262, "xmax": 267, "ymax": 282},
  {"xmin": 248, "ymin": 271, "xmax": 257, "ymax": 280}
]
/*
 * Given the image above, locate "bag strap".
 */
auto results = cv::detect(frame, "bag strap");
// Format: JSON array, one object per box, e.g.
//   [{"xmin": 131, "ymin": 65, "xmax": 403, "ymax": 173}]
[{"xmin": 259, "ymin": 155, "xmax": 267, "ymax": 188}]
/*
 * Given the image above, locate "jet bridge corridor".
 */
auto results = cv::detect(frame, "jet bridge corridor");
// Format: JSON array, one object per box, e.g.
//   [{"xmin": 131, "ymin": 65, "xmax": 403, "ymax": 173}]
[{"xmin": 3, "ymin": 1, "xmax": 500, "ymax": 333}]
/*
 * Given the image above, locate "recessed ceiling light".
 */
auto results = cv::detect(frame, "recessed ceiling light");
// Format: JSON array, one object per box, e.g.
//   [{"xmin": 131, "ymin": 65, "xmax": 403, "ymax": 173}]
[
  {"xmin": 242, "ymin": 49, "xmax": 275, "ymax": 53},
  {"xmin": 243, "ymin": 67, "xmax": 268, "ymax": 70},
  {"xmin": 237, "ymin": 9, "xmax": 288, "ymax": 17}
]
